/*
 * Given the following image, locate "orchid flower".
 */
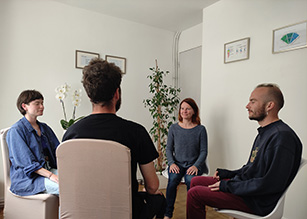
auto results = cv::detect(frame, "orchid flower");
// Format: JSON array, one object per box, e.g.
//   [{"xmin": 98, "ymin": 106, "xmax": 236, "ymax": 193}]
[{"xmin": 55, "ymin": 84, "xmax": 84, "ymax": 130}]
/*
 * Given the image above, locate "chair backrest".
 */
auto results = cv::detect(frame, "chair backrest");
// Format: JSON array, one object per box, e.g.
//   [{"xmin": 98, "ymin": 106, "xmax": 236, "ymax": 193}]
[
  {"xmin": 56, "ymin": 139, "xmax": 132, "ymax": 219},
  {"xmin": 1, "ymin": 127, "xmax": 11, "ymax": 190},
  {"xmin": 205, "ymin": 158, "xmax": 210, "ymax": 175},
  {"xmin": 259, "ymin": 157, "xmax": 307, "ymax": 218}
]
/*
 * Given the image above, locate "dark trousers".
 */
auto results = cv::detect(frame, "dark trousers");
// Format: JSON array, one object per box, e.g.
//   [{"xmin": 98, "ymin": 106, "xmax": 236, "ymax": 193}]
[
  {"xmin": 134, "ymin": 191, "xmax": 166, "ymax": 219},
  {"xmin": 187, "ymin": 176, "xmax": 253, "ymax": 219}
]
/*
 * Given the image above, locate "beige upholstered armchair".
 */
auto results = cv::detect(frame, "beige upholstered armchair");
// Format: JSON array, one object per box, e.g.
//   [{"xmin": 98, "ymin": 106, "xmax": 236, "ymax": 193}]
[
  {"xmin": 56, "ymin": 139, "xmax": 132, "ymax": 219},
  {"xmin": 0, "ymin": 127, "xmax": 59, "ymax": 219}
]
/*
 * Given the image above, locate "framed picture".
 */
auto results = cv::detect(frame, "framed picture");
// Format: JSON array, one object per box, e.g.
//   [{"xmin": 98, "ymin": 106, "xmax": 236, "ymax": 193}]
[
  {"xmin": 224, "ymin": 37, "xmax": 250, "ymax": 64},
  {"xmin": 273, "ymin": 20, "xmax": 307, "ymax": 54},
  {"xmin": 105, "ymin": 55, "xmax": 127, "ymax": 74},
  {"xmin": 75, "ymin": 50, "xmax": 100, "ymax": 69}
]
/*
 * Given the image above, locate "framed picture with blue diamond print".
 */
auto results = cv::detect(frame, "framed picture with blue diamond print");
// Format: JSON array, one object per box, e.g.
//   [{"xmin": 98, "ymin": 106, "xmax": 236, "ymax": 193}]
[{"xmin": 273, "ymin": 20, "xmax": 307, "ymax": 53}]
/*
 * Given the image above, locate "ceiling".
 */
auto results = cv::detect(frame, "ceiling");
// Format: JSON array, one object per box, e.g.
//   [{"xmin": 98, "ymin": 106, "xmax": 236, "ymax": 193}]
[{"xmin": 50, "ymin": 0, "xmax": 219, "ymax": 32}]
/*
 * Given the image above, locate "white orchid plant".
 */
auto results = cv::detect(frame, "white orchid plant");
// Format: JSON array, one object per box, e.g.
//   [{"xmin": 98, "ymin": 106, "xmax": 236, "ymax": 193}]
[{"xmin": 55, "ymin": 83, "xmax": 84, "ymax": 130}]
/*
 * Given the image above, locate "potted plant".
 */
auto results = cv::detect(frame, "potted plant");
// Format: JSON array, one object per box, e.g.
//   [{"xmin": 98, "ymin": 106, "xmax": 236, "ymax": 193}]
[
  {"xmin": 143, "ymin": 60, "xmax": 181, "ymax": 172},
  {"xmin": 55, "ymin": 83, "xmax": 84, "ymax": 130}
]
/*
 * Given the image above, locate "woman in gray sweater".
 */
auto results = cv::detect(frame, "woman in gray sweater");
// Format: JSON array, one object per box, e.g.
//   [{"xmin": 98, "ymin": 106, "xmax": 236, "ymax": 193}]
[{"xmin": 164, "ymin": 98, "xmax": 208, "ymax": 219}]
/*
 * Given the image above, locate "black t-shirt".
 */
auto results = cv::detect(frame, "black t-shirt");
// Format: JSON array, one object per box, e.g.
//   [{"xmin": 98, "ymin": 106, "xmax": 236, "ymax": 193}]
[{"xmin": 62, "ymin": 113, "xmax": 159, "ymax": 210}]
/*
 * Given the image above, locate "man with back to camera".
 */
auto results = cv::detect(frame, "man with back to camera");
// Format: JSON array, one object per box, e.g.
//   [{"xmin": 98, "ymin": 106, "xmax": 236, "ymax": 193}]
[
  {"xmin": 186, "ymin": 83, "xmax": 302, "ymax": 218},
  {"xmin": 63, "ymin": 58, "xmax": 166, "ymax": 219}
]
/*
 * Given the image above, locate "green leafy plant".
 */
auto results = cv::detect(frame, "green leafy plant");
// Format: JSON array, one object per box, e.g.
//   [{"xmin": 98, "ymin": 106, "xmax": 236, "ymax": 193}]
[{"xmin": 143, "ymin": 60, "xmax": 181, "ymax": 172}]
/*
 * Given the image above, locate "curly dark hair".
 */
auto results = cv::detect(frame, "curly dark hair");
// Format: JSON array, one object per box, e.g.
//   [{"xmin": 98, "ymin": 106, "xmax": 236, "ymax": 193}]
[
  {"xmin": 17, "ymin": 90, "xmax": 44, "ymax": 115},
  {"xmin": 82, "ymin": 58, "xmax": 122, "ymax": 106}
]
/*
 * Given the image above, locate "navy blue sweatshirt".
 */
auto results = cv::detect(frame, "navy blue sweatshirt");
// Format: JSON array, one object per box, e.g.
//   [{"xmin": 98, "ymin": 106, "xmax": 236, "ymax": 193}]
[{"xmin": 218, "ymin": 120, "xmax": 302, "ymax": 216}]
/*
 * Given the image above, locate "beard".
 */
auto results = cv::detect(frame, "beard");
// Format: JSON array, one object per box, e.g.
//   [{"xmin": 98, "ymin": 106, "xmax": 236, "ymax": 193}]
[
  {"xmin": 249, "ymin": 105, "xmax": 267, "ymax": 122},
  {"xmin": 115, "ymin": 96, "xmax": 121, "ymax": 112},
  {"xmin": 115, "ymin": 87, "xmax": 122, "ymax": 112}
]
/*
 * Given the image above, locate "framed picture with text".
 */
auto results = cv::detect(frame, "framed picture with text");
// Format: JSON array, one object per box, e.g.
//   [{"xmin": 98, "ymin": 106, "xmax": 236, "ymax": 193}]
[
  {"xmin": 224, "ymin": 37, "xmax": 250, "ymax": 64},
  {"xmin": 105, "ymin": 55, "xmax": 127, "ymax": 74},
  {"xmin": 75, "ymin": 50, "xmax": 100, "ymax": 69}
]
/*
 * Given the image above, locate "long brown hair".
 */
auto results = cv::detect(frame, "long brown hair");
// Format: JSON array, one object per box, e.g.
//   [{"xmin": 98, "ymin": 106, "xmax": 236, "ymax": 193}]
[{"xmin": 178, "ymin": 98, "xmax": 201, "ymax": 125}]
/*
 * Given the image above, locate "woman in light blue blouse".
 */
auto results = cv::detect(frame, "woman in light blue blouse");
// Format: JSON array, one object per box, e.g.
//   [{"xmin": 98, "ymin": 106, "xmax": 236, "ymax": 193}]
[
  {"xmin": 164, "ymin": 98, "xmax": 208, "ymax": 219},
  {"xmin": 6, "ymin": 90, "xmax": 60, "ymax": 196}
]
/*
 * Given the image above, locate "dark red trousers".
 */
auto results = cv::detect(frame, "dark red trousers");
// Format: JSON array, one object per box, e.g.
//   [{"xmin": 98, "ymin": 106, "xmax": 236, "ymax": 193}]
[{"xmin": 186, "ymin": 176, "xmax": 253, "ymax": 219}]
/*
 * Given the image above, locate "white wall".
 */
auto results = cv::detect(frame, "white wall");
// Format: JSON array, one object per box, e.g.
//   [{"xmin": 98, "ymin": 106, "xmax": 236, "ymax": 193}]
[
  {"xmin": 178, "ymin": 47, "xmax": 202, "ymax": 107},
  {"xmin": 0, "ymin": 0, "xmax": 174, "ymax": 203},
  {"xmin": 178, "ymin": 23, "xmax": 202, "ymax": 112},
  {"xmin": 178, "ymin": 23, "xmax": 202, "ymax": 53},
  {"xmin": 201, "ymin": 0, "xmax": 307, "ymax": 218}
]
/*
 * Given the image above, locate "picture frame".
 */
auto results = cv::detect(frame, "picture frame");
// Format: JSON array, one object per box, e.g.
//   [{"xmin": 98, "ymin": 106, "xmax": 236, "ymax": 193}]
[
  {"xmin": 105, "ymin": 55, "xmax": 127, "ymax": 74},
  {"xmin": 224, "ymin": 37, "xmax": 250, "ymax": 64},
  {"xmin": 272, "ymin": 20, "xmax": 307, "ymax": 54},
  {"xmin": 75, "ymin": 50, "xmax": 100, "ymax": 69}
]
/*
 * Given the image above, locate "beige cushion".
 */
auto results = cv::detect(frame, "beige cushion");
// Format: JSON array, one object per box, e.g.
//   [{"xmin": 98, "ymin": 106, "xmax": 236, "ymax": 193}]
[{"xmin": 56, "ymin": 139, "xmax": 132, "ymax": 219}]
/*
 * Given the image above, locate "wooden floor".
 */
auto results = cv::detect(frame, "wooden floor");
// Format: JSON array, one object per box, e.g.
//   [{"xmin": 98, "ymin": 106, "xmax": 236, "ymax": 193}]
[
  {"xmin": 0, "ymin": 184, "xmax": 229, "ymax": 219},
  {"xmin": 159, "ymin": 184, "xmax": 230, "ymax": 219}
]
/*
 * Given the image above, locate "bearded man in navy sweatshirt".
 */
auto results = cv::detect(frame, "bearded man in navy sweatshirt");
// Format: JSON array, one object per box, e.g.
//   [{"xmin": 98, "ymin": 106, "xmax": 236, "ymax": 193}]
[{"xmin": 186, "ymin": 83, "xmax": 302, "ymax": 218}]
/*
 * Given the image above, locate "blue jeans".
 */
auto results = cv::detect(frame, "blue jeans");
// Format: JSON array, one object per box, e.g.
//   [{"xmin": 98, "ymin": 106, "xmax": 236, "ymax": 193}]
[
  {"xmin": 164, "ymin": 164, "xmax": 203, "ymax": 218},
  {"xmin": 44, "ymin": 168, "xmax": 59, "ymax": 195}
]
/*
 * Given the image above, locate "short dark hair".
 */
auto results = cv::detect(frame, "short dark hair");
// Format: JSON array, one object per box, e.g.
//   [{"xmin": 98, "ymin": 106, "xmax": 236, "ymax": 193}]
[
  {"xmin": 256, "ymin": 83, "xmax": 284, "ymax": 110},
  {"xmin": 82, "ymin": 58, "xmax": 122, "ymax": 106},
  {"xmin": 178, "ymin": 98, "xmax": 201, "ymax": 125},
  {"xmin": 17, "ymin": 90, "xmax": 44, "ymax": 115}
]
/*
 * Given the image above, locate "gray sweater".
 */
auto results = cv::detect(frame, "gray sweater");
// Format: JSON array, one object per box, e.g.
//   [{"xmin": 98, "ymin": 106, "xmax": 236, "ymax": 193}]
[{"xmin": 166, "ymin": 123, "xmax": 208, "ymax": 173}]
